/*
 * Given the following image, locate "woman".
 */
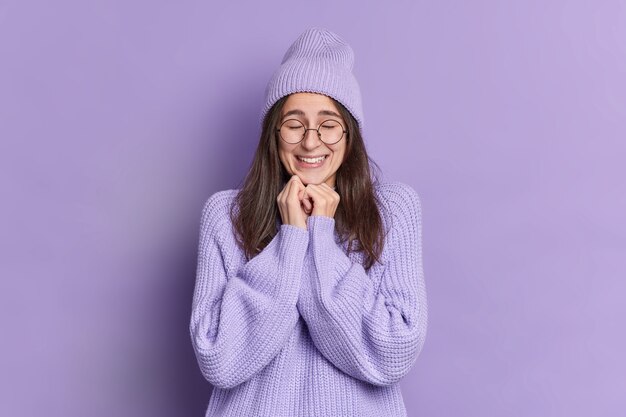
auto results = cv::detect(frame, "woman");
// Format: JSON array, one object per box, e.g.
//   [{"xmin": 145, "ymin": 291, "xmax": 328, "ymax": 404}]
[{"xmin": 190, "ymin": 27, "xmax": 428, "ymax": 417}]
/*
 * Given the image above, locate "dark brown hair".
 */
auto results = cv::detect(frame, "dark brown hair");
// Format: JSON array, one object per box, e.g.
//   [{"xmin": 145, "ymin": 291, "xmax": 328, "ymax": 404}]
[{"xmin": 230, "ymin": 94, "xmax": 386, "ymax": 270}]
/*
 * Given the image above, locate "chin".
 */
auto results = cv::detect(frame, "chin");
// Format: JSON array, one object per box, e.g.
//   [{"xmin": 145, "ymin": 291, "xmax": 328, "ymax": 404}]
[
  {"xmin": 302, "ymin": 176, "xmax": 327, "ymax": 186},
  {"xmin": 287, "ymin": 166, "xmax": 329, "ymax": 186}
]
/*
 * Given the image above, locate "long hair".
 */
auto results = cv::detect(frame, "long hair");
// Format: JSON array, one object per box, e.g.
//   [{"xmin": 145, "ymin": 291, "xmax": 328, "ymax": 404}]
[{"xmin": 229, "ymin": 94, "xmax": 386, "ymax": 271}]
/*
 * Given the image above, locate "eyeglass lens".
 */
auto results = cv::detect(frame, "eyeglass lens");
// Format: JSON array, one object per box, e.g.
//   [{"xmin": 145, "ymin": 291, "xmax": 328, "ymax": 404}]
[{"xmin": 279, "ymin": 119, "xmax": 344, "ymax": 145}]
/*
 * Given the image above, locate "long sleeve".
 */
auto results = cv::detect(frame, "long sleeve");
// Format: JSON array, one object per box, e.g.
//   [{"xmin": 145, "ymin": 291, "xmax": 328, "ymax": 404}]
[
  {"xmin": 296, "ymin": 182, "xmax": 428, "ymax": 387},
  {"xmin": 189, "ymin": 191, "xmax": 309, "ymax": 389}
]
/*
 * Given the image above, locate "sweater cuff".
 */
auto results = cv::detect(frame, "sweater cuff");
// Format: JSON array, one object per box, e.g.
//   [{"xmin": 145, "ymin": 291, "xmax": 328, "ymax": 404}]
[
  {"xmin": 306, "ymin": 215, "xmax": 336, "ymax": 237},
  {"xmin": 306, "ymin": 215, "xmax": 352, "ymax": 280},
  {"xmin": 241, "ymin": 224, "xmax": 309, "ymax": 302},
  {"xmin": 278, "ymin": 223, "xmax": 310, "ymax": 260}
]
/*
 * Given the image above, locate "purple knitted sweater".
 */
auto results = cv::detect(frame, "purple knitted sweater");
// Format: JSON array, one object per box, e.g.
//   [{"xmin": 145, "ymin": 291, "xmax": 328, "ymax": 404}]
[{"xmin": 189, "ymin": 181, "xmax": 428, "ymax": 416}]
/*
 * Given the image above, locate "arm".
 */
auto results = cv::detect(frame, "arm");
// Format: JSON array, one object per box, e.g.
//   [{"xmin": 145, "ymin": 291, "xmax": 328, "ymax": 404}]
[
  {"xmin": 296, "ymin": 183, "xmax": 428, "ymax": 386},
  {"xmin": 189, "ymin": 191, "xmax": 309, "ymax": 389}
]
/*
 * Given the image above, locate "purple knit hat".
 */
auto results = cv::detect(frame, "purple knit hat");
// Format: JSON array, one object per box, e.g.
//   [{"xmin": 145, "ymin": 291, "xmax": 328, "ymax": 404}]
[{"xmin": 259, "ymin": 27, "xmax": 364, "ymax": 131}]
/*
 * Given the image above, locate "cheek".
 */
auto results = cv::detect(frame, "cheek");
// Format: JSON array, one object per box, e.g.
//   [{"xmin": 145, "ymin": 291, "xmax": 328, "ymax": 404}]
[
  {"xmin": 332, "ymin": 147, "xmax": 346, "ymax": 165},
  {"xmin": 277, "ymin": 150, "xmax": 294, "ymax": 172},
  {"xmin": 277, "ymin": 149, "xmax": 289, "ymax": 164}
]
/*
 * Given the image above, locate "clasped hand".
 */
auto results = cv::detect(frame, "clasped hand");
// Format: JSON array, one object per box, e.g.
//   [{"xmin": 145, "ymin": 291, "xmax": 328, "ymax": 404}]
[{"xmin": 276, "ymin": 175, "xmax": 339, "ymax": 230}]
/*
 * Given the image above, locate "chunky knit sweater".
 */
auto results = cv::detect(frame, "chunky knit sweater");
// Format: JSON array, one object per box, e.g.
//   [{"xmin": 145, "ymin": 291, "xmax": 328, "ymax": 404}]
[{"xmin": 189, "ymin": 181, "xmax": 428, "ymax": 417}]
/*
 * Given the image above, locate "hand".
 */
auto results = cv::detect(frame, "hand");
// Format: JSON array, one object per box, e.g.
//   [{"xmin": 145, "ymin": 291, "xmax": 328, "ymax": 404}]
[
  {"xmin": 301, "ymin": 182, "xmax": 340, "ymax": 219},
  {"xmin": 277, "ymin": 175, "xmax": 309, "ymax": 230}
]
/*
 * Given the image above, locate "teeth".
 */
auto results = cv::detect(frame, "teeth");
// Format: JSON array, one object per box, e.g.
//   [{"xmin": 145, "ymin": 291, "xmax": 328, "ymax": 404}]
[{"xmin": 298, "ymin": 155, "xmax": 326, "ymax": 163}]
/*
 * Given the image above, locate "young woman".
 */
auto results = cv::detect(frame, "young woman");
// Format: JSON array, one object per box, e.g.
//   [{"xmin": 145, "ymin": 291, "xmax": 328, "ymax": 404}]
[{"xmin": 190, "ymin": 27, "xmax": 428, "ymax": 417}]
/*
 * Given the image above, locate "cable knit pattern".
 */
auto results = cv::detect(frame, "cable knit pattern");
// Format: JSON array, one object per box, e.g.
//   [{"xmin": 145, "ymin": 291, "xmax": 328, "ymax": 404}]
[{"xmin": 189, "ymin": 181, "xmax": 427, "ymax": 417}]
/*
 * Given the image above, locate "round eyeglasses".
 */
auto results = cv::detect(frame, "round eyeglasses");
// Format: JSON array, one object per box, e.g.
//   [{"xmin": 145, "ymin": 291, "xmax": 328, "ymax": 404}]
[{"xmin": 276, "ymin": 119, "xmax": 347, "ymax": 145}]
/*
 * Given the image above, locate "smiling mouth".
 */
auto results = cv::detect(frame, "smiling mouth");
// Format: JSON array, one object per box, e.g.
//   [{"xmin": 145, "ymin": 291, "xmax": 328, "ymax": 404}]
[{"xmin": 297, "ymin": 155, "xmax": 328, "ymax": 163}]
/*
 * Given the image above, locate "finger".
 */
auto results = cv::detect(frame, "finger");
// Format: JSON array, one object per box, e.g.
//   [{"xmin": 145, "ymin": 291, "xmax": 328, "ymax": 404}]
[
  {"xmin": 305, "ymin": 184, "xmax": 335, "ymax": 213},
  {"xmin": 317, "ymin": 183, "xmax": 339, "ymax": 200},
  {"xmin": 293, "ymin": 181, "xmax": 310, "ymax": 213},
  {"xmin": 302, "ymin": 197, "xmax": 312, "ymax": 211},
  {"xmin": 301, "ymin": 189, "xmax": 312, "ymax": 211},
  {"xmin": 287, "ymin": 177, "xmax": 301, "ymax": 203},
  {"xmin": 303, "ymin": 184, "xmax": 323, "ymax": 207},
  {"xmin": 291, "ymin": 175, "xmax": 304, "ymax": 187},
  {"xmin": 305, "ymin": 183, "xmax": 327, "ymax": 198},
  {"xmin": 324, "ymin": 183, "xmax": 338, "ymax": 195}
]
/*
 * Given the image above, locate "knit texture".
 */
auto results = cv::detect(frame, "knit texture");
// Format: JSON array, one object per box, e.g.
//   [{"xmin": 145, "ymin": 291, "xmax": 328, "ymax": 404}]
[
  {"xmin": 259, "ymin": 27, "xmax": 365, "ymax": 131},
  {"xmin": 189, "ymin": 181, "xmax": 428, "ymax": 417}
]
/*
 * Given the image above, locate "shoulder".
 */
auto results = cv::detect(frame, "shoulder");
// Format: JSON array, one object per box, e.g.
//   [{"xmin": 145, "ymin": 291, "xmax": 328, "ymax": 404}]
[
  {"xmin": 373, "ymin": 181, "xmax": 423, "ymax": 232},
  {"xmin": 201, "ymin": 188, "xmax": 239, "ymax": 213},
  {"xmin": 373, "ymin": 181, "xmax": 422, "ymax": 207},
  {"xmin": 199, "ymin": 188, "xmax": 240, "ymax": 233}
]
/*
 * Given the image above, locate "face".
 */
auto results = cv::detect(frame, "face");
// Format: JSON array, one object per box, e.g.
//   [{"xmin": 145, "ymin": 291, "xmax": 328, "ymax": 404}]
[{"xmin": 277, "ymin": 92, "xmax": 347, "ymax": 188}]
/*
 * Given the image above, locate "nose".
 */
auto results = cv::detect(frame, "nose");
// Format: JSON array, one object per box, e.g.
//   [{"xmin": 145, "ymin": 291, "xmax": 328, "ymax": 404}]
[{"xmin": 302, "ymin": 128, "xmax": 322, "ymax": 147}]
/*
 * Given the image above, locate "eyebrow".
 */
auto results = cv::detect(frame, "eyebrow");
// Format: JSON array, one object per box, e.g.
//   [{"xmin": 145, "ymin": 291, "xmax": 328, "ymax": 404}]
[{"xmin": 281, "ymin": 109, "xmax": 342, "ymax": 120}]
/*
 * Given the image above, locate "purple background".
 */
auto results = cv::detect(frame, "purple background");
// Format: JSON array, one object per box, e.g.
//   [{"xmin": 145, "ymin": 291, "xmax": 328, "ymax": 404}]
[{"xmin": 1, "ymin": 1, "xmax": 625, "ymax": 416}]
